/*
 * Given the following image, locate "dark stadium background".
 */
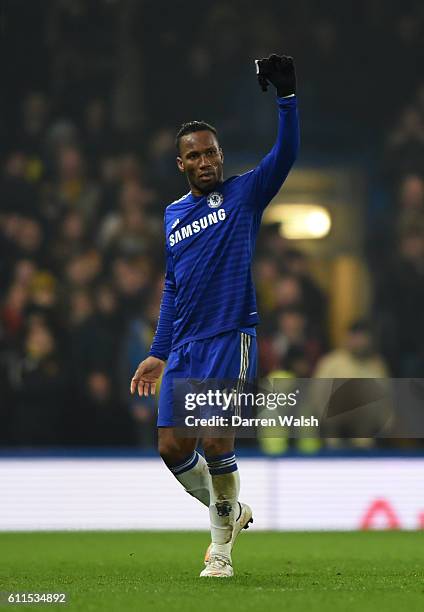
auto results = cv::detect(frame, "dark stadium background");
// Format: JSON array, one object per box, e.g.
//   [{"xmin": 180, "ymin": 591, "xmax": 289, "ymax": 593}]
[{"xmin": 1, "ymin": 0, "xmax": 423, "ymax": 452}]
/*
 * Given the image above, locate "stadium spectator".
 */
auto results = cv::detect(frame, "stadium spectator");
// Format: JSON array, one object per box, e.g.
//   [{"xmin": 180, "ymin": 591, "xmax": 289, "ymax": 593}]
[
  {"xmin": 9, "ymin": 320, "xmax": 69, "ymax": 445},
  {"xmin": 314, "ymin": 320, "xmax": 389, "ymax": 379},
  {"xmin": 82, "ymin": 370, "xmax": 135, "ymax": 446},
  {"xmin": 259, "ymin": 307, "xmax": 322, "ymax": 377},
  {"xmin": 384, "ymin": 106, "xmax": 424, "ymax": 182},
  {"xmin": 122, "ymin": 318, "xmax": 157, "ymax": 448},
  {"xmin": 52, "ymin": 146, "xmax": 100, "ymax": 226},
  {"xmin": 313, "ymin": 320, "xmax": 390, "ymax": 445},
  {"xmin": 375, "ymin": 229, "xmax": 424, "ymax": 376}
]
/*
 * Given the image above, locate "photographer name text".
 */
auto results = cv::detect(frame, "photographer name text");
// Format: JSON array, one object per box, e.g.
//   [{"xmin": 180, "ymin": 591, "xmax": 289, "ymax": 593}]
[{"xmin": 185, "ymin": 415, "xmax": 319, "ymax": 427}]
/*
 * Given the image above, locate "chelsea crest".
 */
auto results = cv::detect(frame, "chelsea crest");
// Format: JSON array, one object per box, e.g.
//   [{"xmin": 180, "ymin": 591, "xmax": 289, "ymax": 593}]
[{"xmin": 207, "ymin": 192, "xmax": 224, "ymax": 208}]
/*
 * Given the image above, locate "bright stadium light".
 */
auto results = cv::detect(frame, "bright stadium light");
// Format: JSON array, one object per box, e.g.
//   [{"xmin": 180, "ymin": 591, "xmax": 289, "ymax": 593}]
[{"xmin": 264, "ymin": 204, "xmax": 332, "ymax": 239}]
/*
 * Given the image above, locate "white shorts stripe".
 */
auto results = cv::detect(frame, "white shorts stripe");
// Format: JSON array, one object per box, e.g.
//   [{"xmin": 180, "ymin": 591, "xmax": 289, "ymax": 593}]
[{"xmin": 235, "ymin": 332, "xmax": 250, "ymax": 417}]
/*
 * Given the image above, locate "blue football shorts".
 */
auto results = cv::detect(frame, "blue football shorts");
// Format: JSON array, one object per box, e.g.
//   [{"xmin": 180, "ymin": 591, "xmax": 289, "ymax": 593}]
[{"xmin": 157, "ymin": 328, "xmax": 257, "ymax": 427}]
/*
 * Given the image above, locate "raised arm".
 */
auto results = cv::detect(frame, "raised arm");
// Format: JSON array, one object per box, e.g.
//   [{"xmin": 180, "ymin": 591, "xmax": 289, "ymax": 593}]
[{"xmin": 244, "ymin": 54, "xmax": 300, "ymax": 211}]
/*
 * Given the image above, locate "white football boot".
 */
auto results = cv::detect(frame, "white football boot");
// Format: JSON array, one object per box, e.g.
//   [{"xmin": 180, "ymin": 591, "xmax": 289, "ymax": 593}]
[
  {"xmin": 201, "ymin": 502, "xmax": 253, "ymax": 575},
  {"xmin": 200, "ymin": 554, "xmax": 234, "ymax": 578},
  {"xmin": 230, "ymin": 502, "xmax": 253, "ymax": 549}
]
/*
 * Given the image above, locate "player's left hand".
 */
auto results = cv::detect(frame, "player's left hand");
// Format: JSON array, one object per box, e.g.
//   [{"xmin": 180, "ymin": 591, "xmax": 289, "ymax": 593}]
[{"xmin": 255, "ymin": 54, "xmax": 296, "ymax": 97}]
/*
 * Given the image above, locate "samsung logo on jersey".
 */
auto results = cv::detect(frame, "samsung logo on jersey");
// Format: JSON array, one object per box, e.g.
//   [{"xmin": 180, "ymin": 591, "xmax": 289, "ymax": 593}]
[{"xmin": 169, "ymin": 208, "xmax": 226, "ymax": 246}]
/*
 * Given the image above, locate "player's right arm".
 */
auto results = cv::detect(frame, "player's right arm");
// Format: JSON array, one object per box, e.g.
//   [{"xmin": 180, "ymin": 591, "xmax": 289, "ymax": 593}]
[{"xmin": 130, "ymin": 244, "xmax": 176, "ymax": 397}]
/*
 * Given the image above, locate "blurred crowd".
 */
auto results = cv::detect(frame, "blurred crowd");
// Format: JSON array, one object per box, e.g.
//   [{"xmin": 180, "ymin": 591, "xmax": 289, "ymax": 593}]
[
  {"xmin": 369, "ymin": 80, "xmax": 424, "ymax": 378},
  {"xmin": 1, "ymin": 0, "xmax": 423, "ymax": 449}
]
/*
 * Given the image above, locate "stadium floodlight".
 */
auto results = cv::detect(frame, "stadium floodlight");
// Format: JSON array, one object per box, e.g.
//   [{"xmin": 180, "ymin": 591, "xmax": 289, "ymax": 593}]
[{"xmin": 264, "ymin": 204, "xmax": 332, "ymax": 239}]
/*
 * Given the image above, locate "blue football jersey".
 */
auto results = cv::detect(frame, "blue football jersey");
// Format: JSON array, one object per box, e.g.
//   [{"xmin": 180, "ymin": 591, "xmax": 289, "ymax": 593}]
[{"xmin": 149, "ymin": 95, "xmax": 299, "ymax": 360}]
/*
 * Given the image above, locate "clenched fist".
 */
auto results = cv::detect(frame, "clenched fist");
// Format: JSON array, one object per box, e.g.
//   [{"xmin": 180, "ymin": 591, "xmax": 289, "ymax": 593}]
[{"xmin": 255, "ymin": 54, "xmax": 296, "ymax": 97}]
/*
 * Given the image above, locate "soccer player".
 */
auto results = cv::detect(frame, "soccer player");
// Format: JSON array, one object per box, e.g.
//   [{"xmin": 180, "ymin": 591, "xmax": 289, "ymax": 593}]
[{"xmin": 130, "ymin": 54, "xmax": 299, "ymax": 577}]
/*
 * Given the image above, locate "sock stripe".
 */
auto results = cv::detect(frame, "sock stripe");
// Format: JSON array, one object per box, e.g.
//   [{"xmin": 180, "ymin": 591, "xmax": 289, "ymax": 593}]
[
  {"xmin": 170, "ymin": 451, "xmax": 199, "ymax": 475},
  {"xmin": 206, "ymin": 452, "xmax": 238, "ymax": 476},
  {"xmin": 207, "ymin": 458, "xmax": 236, "ymax": 469},
  {"xmin": 205, "ymin": 451, "xmax": 235, "ymax": 463},
  {"xmin": 208, "ymin": 463, "xmax": 238, "ymax": 475}
]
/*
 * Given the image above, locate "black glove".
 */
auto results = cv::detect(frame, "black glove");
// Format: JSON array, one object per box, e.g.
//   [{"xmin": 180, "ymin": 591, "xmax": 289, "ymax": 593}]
[{"xmin": 255, "ymin": 54, "xmax": 296, "ymax": 97}]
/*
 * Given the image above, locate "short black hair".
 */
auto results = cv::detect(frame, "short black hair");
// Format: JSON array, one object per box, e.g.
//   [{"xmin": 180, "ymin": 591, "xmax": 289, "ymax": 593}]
[
  {"xmin": 348, "ymin": 319, "xmax": 371, "ymax": 334},
  {"xmin": 175, "ymin": 120, "xmax": 218, "ymax": 153}
]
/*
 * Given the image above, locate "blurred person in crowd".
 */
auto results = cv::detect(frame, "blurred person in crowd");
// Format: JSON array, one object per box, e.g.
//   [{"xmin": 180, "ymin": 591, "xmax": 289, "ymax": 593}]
[
  {"xmin": 256, "ymin": 222, "xmax": 287, "ymax": 262},
  {"xmin": 14, "ymin": 216, "xmax": 46, "ymax": 265},
  {"xmin": 67, "ymin": 288, "xmax": 96, "ymax": 392},
  {"xmin": 258, "ymin": 346, "xmax": 320, "ymax": 457},
  {"xmin": 265, "ymin": 307, "xmax": 322, "ymax": 376},
  {"xmin": 274, "ymin": 274, "xmax": 303, "ymax": 309},
  {"xmin": 0, "ymin": 283, "xmax": 29, "ymax": 344},
  {"xmin": 0, "ymin": 342, "xmax": 14, "ymax": 443},
  {"xmin": 122, "ymin": 317, "xmax": 157, "ymax": 448},
  {"xmin": 112, "ymin": 205, "xmax": 157, "ymax": 257},
  {"xmin": 64, "ymin": 288, "xmax": 127, "ymax": 445},
  {"xmin": 15, "ymin": 92, "xmax": 49, "ymax": 164},
  {"xmin": 98, "ymin": 155, "xmax": 121, "ymax": 216},
  {"xmin": 384, "ymin": 105, "xmax": 424, "ymax": 180},
  {"xmin": 314, "ymin": 320, "xmax": 389, "ymax": 379},
  {"xmin": 253, "ymin": 257, "xmax": 280, "ymax": 316},
  {"xmin": 81, "ymin": 371, "xmax": 135, "ymax": 446},
  {"xmin": 0, "ymin": 213, "xmax": 19, "ymax": 289},
  {"xmin": 399, "ymin": 174, "xmax": 424, "ymax": 211},
  {"xmin": 99, "ymin": 188, "xmax": 159, "ymax": 258},
  {"xmin": 112, "ymin": 256, "xmax": 152, "ymax": 318},
  {"xmin": 67, "ymin": 288, "xmax": 94, "ymax": 330},
  {"xmin": 119, "ymin": 178, "xmax": 155, "ymax": 210},
  {"xmin": 25, "ymin": 271, "xmax": 60, "ymax": 323},
  {"xmin": 119, "ymin": 154, "xmax": 143, "ymax": 184},
  {"xmin": 99, "ymin": 179, "xmax": 159, "ymax": 250},
  {"xmin": 147, "ymin": 128, "xmax": 180, "ymax": 201},
  {"xmin": 53, "ymin": 146, "xmax": 100, "ymax": 225},
  {"xmin": 0, "ymin": 259, "xmax": 37, "ymax": 305},
  {"xmin": 313, "ymin": 320, "xmax": 390, "ymax": 446},
  {"xmin": 9, "ymin": 321, "xmax": 69, "ymax": 445},
  {"xmin": 284, "ymin": 346, "xmax": 313, "ymax": 379},
  {"xmin": 397, "ymin": 174, "xmax": 424, "ymax": 236},
  {"xmin": 283, "ymin": 249, "xmax": 327, "ymax": 335},
  {"xmin": 12, "ymin": 259, "xmax": 38, "ymax": 288},
  {"xmin": 83, "ymin": 98, "xmax": 117, "ymax": 172},
  {"xmin": 50, "ymin": 210, "xmax": 91, "ymax": 270},
  {"xmin": 415, "ymin": 81, "xmax": 424, "ymax": 117},
  {"xmin": 95, "ymin": 283, "xmax": 124, "ymax": 337},
  {"xmin": 44, "ymin": 120, "xmax": 79, "ymax": 168},
  {"xmin": 67, "ymin": 285, "xmax": 122, "ymax": 389},
  {"xmin": 268, "ymin": 274, "xmax": 305, "ymax": 326},
  {"xmin": 0, "ymin": 261, "xmax": 37, "ymax": 337},
  {"xmin": 64, "ymin": 249, "xmax": 102, "ymax": 289},
  {"xmin": 27, "ymin": 272, "xmax": 57, "ymax": 308},
  {"xmin": 376, "ymin": 229, "xmax": 424, "ymax": 376},
  {"xmin": 0, "ymin": 151, "xmax": 40, "ymax": 217}
]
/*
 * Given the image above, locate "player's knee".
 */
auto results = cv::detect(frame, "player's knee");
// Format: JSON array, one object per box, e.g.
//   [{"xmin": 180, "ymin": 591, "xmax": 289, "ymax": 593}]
[
  {"xmin": 202, "ymin": 438, "xmax": 234, "ymax": 458},
  {"xmin": 158, "ymin": 438, "xmax": 192, "ymax": 467}
]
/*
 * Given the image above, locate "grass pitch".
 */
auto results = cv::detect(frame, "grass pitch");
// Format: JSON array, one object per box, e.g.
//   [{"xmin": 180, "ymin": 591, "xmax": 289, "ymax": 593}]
[{"xmin": 0, "ymin": 531, "xmax": 423, "ymax": 612}]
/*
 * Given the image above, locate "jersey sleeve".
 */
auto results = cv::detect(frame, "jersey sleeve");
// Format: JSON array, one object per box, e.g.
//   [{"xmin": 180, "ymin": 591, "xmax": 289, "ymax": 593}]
[
  {"xmin": 243, "ymin": 95, "xmax": 299, "ymax": 212},
  {"xmin": 148, "ymin": 245, "xmax": 176, "ymax": 361}
]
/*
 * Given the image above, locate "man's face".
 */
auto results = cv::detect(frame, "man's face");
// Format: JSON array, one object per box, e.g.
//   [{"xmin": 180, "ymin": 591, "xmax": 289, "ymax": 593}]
[
  {"xmin": 346, "ymin": 331, "xmax": 372, "ymax": 358},
  {"xmin": 177, "ymin": 130, "xmax": 224, "ymax": 195}
]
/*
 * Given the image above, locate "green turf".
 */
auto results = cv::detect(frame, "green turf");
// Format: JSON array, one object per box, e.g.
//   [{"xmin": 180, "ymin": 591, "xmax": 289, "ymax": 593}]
[{"xmin": 0, "ymin": 531, "xmax": 423, "ymax": 612}]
